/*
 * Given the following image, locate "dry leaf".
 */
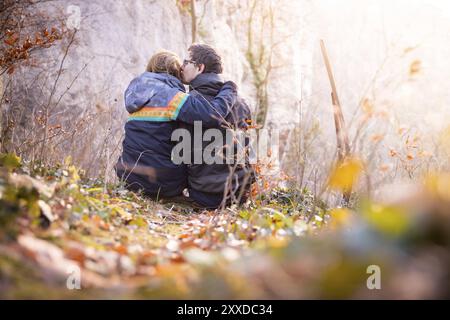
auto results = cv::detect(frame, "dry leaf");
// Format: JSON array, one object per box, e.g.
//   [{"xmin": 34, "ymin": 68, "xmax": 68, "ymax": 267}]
[
  {"xmin": 328, "ymin": 157, "xmax": 364, "ymax": 191},
  {"xmin": 410, "ymin": 60, "xmax": 421, "ymax": 76}
]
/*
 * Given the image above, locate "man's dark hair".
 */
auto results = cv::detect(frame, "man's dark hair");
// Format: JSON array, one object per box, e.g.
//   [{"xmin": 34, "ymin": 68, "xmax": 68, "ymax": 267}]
[{"xmin": 188, "ymin": 43, "xmax": 223, "ymax": 74}]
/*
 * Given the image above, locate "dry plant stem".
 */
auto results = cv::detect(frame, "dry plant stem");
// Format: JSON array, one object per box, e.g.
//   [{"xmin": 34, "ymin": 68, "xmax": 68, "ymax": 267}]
[{"xmin": 39, "ymin": 30, "xmax": 77, "ymax": 167}]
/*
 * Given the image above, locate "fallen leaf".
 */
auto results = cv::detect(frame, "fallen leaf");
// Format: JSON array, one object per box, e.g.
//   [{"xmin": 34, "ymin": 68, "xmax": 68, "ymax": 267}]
[
  {"xmin": 8, "ymin": 173, "xmax": 55, "ymax": 198},
  {"xmin": 38, "ymin": 200, "xmax": 56, "ymax": 227},
  {"xmin": 328, "ymin": 157, "xmax": 364, "ymax": 191},
  {"xmin": 410, "ymin": 60, "xmax": 421, "ymax": 76}
]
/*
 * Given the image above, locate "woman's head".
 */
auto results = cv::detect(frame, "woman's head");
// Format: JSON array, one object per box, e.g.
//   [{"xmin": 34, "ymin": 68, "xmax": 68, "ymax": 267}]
[{"xmin": 146, "ymin": 50, "xmax": 181, "ymax": 79}]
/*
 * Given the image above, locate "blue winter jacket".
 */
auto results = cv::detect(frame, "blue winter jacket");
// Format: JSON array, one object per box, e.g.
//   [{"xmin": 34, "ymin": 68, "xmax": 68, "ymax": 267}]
[{"xmin": 115, "ymin": 72, "xmax": 237, "ymax": 198}]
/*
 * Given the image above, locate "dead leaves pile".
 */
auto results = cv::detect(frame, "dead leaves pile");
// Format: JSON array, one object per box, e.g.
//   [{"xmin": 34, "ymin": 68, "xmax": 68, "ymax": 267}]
[
  {"xmin": 4, "ymin": 154, "xmax": 449, "ymax": 298},
  {"xmin": 1, "ymin": 155, "xmax": 327, "ymax": 297}
]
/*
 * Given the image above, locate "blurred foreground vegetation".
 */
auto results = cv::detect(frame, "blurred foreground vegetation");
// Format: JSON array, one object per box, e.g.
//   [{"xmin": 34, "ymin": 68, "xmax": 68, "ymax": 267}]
[{"xmin": 1, "ymin": 152, "xmax": 449, "ymax": 299}]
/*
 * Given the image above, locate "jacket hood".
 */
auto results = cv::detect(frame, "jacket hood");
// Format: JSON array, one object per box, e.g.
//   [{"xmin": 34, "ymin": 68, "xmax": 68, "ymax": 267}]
[
  {"xmin": 124, "ymin": 72, "xmax": 185, "ymax": 113},
  {"xmin": 149, "ymin": 72, "xmax": 185, "ymax": 91}
]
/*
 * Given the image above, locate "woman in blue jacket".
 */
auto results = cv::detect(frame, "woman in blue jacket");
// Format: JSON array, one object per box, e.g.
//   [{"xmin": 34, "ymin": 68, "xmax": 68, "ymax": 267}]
[{"xmin": 116, "ymin": 50, "xmax": 237, "ymax": 199}]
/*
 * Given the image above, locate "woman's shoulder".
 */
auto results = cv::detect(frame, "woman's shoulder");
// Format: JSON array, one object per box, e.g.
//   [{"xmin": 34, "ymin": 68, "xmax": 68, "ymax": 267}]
[{"xmin": 138, "ymin": 72, "xmax": 185, "ymax": 92}]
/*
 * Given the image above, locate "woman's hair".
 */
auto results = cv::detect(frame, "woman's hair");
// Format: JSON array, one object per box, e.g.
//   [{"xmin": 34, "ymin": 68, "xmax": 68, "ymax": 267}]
[{"xmin": 146, "ymin": 50, "xmax": 181, "ymax": 79}]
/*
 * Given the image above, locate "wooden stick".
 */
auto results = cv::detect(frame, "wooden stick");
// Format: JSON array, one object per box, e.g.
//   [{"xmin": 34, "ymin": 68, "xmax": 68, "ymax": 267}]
[
  {"xmin": 320, "ymin": 40, "xmax": 351, "ymax": 159},
  {"xmin": 320, "ymin": 40, "xmax": 352, "ymax": 203}
]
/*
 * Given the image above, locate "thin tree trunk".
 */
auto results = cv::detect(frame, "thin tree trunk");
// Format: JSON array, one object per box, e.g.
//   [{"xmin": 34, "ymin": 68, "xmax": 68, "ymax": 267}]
[{"xmin": 190, "ymin": 0, "xmax": 197, "ymax": 43}]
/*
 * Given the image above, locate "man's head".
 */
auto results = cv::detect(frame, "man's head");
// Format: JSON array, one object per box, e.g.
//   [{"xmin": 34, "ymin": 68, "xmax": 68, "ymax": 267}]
[{"xmin": 181, "ymin": 43, "xmax": 223, "ymax": 84}]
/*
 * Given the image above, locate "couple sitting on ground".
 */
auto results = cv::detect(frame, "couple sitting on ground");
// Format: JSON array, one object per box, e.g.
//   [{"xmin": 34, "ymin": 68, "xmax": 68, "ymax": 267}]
[{"xmin": 115, "ymin": 44, "xmax": 254, "ymax": 209}]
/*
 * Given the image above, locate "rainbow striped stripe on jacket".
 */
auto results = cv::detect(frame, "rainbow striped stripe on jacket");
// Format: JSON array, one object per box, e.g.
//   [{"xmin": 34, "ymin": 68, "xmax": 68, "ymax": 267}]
[{"xmin": 125, "ymin": 72, "xmax": 188, "ymax": 122}]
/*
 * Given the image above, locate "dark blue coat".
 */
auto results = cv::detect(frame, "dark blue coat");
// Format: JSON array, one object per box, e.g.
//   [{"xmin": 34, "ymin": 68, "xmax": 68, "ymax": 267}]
[
  {"xmin": 116, "ymin": 72, "xmax": 236, "ymax": 198},
  {"xmin": 184, "ymin": 73, "xmax": 254, "ymax": 208}
]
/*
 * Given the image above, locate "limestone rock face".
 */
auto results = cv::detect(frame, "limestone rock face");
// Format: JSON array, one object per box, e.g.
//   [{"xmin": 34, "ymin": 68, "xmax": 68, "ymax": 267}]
[
  {"xmin": 46, "ymin": 0, "xmax": 193, "ymax": 114},
  {"xmin": 5, "ymin": 0, "xmax": 305, "ymax": 175}
]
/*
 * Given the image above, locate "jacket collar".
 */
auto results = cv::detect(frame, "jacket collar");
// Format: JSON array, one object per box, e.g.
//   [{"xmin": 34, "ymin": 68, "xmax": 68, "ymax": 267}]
[{"xmin": 189, "ymin": 73, "xmax": 224, "ymax": 96}]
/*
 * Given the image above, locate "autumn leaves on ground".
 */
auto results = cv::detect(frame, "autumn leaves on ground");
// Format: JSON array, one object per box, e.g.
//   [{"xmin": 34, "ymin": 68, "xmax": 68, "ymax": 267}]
[{"xmin": 1, "ymin": 153, "xmax": 450, "ymax": 299}]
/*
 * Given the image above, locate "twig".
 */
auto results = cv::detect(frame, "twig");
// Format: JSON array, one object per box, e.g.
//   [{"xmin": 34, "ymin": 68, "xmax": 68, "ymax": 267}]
[{"xmin": 39, "ymin": 29, "xmax": 77, "ymax": 164}]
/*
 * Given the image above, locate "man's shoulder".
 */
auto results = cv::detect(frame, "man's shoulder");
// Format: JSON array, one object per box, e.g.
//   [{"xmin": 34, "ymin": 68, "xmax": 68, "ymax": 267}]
[
  {"xmin": 188, "ymin": 88, "xmax": 215, "ymax": 102},
  {"xmin": 235, "ymin": 96, "xmax": 251, "ymax": 114}
]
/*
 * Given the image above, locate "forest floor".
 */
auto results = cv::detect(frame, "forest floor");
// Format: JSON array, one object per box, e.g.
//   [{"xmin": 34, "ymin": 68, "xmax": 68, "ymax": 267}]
[{"xmin": 1, "ymin": 153, "xmax": 449, "ymax": 299}]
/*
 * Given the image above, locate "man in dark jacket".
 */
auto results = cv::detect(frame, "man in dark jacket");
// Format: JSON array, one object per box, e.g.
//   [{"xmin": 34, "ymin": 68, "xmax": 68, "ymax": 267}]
[
  {"xmin": 116, "ymin": 50, "xmax": 238, "ymax": 199},
  {"xmin": 180, "ymin": 44, "xmax": 254, "ymax": 209}
]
